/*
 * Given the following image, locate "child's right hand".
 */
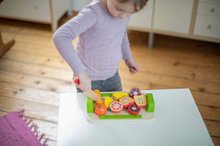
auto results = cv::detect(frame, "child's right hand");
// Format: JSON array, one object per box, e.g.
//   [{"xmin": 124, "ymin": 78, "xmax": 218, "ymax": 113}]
[
  {"xmin": 125, "ymin": 57, "xmax": 139, "ymax": 74},
  {"xmin": 73, "ymin": 71, "xmax": 91, "ymax": 91}
]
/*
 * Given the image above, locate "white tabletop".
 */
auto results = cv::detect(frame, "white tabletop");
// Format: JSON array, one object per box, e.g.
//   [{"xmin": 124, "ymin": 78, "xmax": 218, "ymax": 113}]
[{"xmin": 57, "ymin": 88, "xmax": 214, "ymax": 146}]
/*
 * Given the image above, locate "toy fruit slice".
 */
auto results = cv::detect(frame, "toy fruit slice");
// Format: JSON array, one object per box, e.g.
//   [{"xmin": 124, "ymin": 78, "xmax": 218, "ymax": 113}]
[
  {"xmin": 104, "ymin": 96, "xmax": 114, "ymax": 108},
  {"xmin": 119, "ymin": 96, "xmax": 134, "ymax": 108},
  {"xmin": 129, "ymin": 87, "xmax": 141, "ymax": 97},
  {"xmin": 134, "ymin": 95, "xmax": 146, "ymax": 108},
  {"xmin": 95, "ymin": 103, "xmax": 107, "ymax": 116},
  {"xmin": 94, "ymin": 89, "xmax": 101, "ymax": 96},
  {"xmin": 110, "ymin": 101, "xmax": 123, "ymax": 113},
  {"xmin": 127, "ymin": 104, "xmax": 141, "ymax": 115},
  {"xmin": 93, "ymin": 89, "xmax": 107, "ymax": 116},
  {"xmin": 112, "ymin": 92, "xmax": 129, "ymax": 100}
]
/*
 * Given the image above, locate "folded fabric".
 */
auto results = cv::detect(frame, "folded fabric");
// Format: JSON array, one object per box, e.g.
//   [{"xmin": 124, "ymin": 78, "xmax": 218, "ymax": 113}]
[{"xmin": 0, "ymin": 110, "xmax": 49, "ymax": 146}]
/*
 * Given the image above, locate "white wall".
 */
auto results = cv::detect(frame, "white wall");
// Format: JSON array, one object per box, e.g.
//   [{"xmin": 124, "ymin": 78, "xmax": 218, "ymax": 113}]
[{"xmin": 72, "ymin": 0, "xmax": 92, "ymax": 11}]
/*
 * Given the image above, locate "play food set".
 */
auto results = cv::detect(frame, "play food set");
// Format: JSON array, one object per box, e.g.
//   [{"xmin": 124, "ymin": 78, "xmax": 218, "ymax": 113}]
[{"xmin": 86, "ymin": 87, "xmax": 155, "ymax": 120}]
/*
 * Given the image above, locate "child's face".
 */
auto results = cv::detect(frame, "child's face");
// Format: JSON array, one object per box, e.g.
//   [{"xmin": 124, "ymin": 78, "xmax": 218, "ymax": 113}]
[{"xmin": 106, "ymin": 0, "xmax": 135, "ymax": 19}]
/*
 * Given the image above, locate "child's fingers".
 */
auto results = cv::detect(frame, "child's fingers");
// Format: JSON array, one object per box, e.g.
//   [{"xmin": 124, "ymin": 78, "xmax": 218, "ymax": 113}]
[
  {"xmin": 129, "ymin": 67, "xmax": 137, "ymax": 73},
  {"xmin": 80, "ymin": 81, "xmax": 91, "ymax": 91},
  {"xmin": 83, "ymin": 83, "xmax": 90, "ymax": 91}
]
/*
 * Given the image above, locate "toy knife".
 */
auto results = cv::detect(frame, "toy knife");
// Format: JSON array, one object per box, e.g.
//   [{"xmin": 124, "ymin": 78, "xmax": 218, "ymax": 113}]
[{"xmin": 73, "ymin": 78, "xmax": 101, "ymax": 102}]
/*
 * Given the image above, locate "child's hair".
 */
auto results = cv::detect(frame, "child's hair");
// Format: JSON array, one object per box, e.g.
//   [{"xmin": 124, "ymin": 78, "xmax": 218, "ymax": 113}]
[{"xmin": 117, "ymin": 0, "xmax": 148, "ymax": 12}]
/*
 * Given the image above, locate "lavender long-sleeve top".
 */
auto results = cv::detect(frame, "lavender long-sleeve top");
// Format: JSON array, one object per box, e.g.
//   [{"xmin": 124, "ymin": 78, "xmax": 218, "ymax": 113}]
[{"xmin": 53, "ymin": 0, "xmax": 132, "ymax": 81}]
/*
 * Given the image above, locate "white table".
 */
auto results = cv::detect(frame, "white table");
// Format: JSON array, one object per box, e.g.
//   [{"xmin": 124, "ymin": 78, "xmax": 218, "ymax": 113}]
[{"xmin": 57, "ymin": 89, "xmax": 214, "ymax": 146}]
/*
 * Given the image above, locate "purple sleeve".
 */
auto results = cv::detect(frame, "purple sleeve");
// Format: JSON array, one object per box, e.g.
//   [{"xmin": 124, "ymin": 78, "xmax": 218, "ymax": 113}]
[
  {"xmin": 53, "ymin": 7, "xmax": 97, "ymax": 75},
  {"xmin": 121, "ymin": 30, "xmax": 132, "ymax": 60}
]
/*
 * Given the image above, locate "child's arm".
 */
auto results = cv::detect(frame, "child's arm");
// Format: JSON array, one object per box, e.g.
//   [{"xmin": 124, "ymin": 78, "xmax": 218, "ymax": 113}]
[
  {"xmin": 121, "ymin": 30, "xmax": 139, "ymax": 73},
  {"xmin": 53, "ymin": 7, "xmax": 97, "ymax": 75},
  {"xmin": 53, "ymin": 7, "xmax": 97, "ymax": 90}
]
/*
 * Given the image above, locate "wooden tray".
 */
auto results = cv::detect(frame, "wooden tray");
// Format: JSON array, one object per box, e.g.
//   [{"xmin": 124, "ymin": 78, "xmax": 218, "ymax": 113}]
[{"xmin": 86, "ymin": 92, "xmax": 155, "ymax": 121}]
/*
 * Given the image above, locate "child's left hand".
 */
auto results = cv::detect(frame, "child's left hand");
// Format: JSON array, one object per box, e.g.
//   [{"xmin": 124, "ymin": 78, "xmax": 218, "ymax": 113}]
[{"xmin": 125, "ymin": 57, "xmax": 139, "ymax": 73}]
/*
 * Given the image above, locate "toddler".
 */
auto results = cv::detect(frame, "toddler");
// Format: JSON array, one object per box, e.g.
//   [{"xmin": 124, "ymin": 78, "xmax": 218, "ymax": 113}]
[{"xmin": 53, "ymin": 0, "xmax": 148, "ymax": 92}]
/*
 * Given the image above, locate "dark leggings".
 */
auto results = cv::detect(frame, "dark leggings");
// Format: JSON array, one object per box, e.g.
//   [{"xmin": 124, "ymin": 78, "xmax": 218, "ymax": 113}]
[{"xmin": 77, "ymin": 71, "xmax": 122, "ymax": 92}]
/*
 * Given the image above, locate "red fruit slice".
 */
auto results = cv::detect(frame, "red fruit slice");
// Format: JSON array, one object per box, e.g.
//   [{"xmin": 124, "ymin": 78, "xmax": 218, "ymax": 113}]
[
  {"xmin": 129, "ymin": 87, "xmax": 141, "ymax": 97},
  {"xmin": 127, "ymin": 104, "xmax": 141, "ymax": 115},
  {"xmin": 110, "ymin": 101, "xmax": 123, "ymax": 113}
]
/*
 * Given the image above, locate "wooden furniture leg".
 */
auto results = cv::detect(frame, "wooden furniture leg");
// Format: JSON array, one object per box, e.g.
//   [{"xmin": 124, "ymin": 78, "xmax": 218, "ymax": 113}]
[
  {"xmin": 0, "ymin": 32, "xmax": 15, "ymax": 57},
  {"xmin": 148, "ymin": 32, "xmax": 154, "ymax": 49}
]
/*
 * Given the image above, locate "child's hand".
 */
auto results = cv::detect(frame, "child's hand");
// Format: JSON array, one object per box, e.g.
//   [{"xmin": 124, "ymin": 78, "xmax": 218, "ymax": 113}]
[
  {"xmin": 125, "ymin": 58, "xmax": 139, "ymax": 73},
  {"xmin": 73, "ymin": 71, "xmax": 91, "ymax": 91}
]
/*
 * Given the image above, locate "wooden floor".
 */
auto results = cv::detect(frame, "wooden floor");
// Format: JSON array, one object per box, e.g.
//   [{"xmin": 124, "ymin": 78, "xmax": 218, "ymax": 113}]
[{"xmin": 0, "ymin": 15, "xmax": 220, "ymax": 146}]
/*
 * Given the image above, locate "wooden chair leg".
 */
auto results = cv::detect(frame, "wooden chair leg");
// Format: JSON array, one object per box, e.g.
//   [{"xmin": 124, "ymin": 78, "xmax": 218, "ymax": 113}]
[{"xmin": 0, "ymin": 32, "xmax": 15, "ymax": 57}]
